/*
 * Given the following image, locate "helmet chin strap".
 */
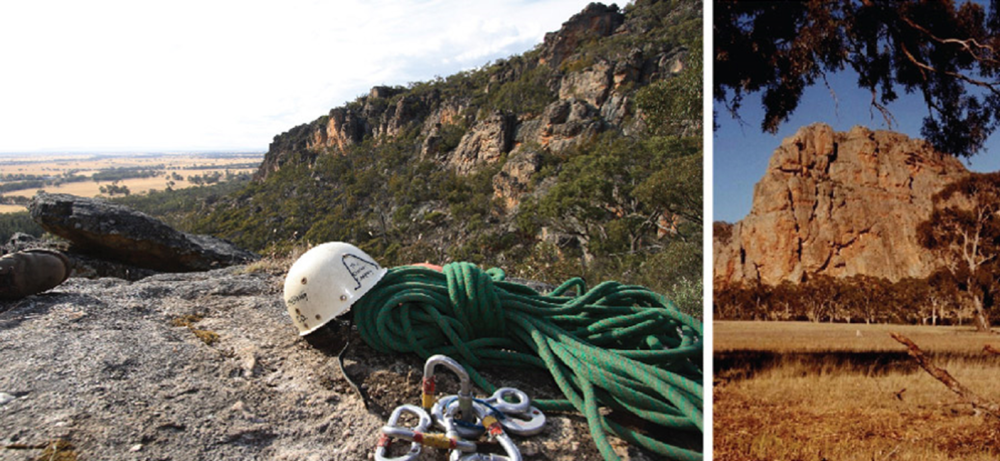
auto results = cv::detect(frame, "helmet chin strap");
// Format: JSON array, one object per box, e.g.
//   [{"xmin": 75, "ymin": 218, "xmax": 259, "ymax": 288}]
[{"xmin": 335, "ymin": 314, "xmax": 385, "ymax": 417}]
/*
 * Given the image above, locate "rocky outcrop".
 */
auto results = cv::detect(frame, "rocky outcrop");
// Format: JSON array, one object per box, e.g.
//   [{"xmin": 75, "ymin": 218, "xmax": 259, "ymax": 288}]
[
  {"xmin": 714, "ymin": 124, "xmax": 969, "ymax": 286},
  {"xmin": 559, "ymin": 60, "xmax": 613, "ymax": 107},
  {"xmin": 448, "ymin": 112, "xmax": 517, "ymax": 174},
  {"xmin": 516, "ymin": 98, "xmax": 603, "ymax": 152},
  {"xmin": 492, "ymin": 149, "xmax": 543, "ymax": 212},
  {"xmin": 537, "ymin": 3, "xmax": 625, "ymax": 68},
  {"xmin": 30, "ymin": 193, "xmax": 258, "ymax": 273}
]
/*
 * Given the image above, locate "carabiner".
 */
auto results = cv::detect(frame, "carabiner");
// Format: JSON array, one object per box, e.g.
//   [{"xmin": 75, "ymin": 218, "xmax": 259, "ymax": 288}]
[
  {"xmin": 448, "ymin": 430, "xmax": 522, "ymax": 461},
  {"xmin": 423, "ymin": 355, "xmax": 475, "ymax": 424},
  {"xmin": 375, "ymin": 404, "xmax": 433, "ymax": 461},
  {"xmin": 381, "ymin": 427, "xmax": 477, "ymax": 453}
]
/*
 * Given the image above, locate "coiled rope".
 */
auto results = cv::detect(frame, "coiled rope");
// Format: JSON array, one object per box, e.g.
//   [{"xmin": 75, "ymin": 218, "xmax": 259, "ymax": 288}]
[{"xmin": 352, "ymin": 262, "xmax": 703, "ymax": 461}]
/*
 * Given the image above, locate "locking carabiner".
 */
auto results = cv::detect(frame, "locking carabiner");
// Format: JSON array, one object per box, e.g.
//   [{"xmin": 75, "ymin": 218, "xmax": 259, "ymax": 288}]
[{"xmin": 423, "ymin": 355, "xmax": 475, "ymax": 424}]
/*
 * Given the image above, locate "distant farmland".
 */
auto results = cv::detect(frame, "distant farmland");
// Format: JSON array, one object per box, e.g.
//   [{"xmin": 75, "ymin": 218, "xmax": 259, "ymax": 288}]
[{"xmin": 0, "ymin": 152, "xmax": 262, "ymax": 213}]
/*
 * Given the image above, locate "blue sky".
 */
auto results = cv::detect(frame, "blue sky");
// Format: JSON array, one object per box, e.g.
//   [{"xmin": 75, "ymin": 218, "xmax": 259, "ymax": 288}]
[
  {"xmin": 0, "ymin": 0, "xmax": 594, "ymax": 153},
  {"xmin": 713, "ymin": 70, "xmax": 1000, "ymax": 223}
]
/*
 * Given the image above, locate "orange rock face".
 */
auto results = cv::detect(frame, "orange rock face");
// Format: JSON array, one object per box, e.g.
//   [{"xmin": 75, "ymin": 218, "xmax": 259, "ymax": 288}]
[{"xmin": 714, "ymin": 124, "xmax": 969, "ymax": 286}]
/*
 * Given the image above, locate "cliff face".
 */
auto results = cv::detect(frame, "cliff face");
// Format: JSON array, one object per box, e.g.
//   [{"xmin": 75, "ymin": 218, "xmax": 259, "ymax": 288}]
[
  {"xmin": 254, "ymin": 1, "xmax": 690, "ymax": 208},
  {"xmin": 714, "ymin": 124, "xmax": 969, "ymax": 286}
]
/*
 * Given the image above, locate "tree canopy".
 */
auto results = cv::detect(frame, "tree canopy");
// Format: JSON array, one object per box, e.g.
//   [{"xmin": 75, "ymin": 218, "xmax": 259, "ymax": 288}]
[
  {"xmin": 715, "ymin": 0, "xmax": 1000, "ymax": 158},
  {"xmin": 917, "ymin": 172, "xmax": 1000, "ymax": 331}
]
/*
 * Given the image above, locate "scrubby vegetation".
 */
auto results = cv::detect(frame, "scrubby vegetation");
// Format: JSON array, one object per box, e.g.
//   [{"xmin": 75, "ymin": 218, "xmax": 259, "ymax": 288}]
[{"xmin": 0, "ymin": 211, "xmax": 44, "ymax": 243}]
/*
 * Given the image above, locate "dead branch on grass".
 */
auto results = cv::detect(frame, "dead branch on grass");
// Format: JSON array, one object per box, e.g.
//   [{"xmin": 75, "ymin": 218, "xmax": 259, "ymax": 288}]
[
  {"xmin": 890, "ymin": 332, "xmax": 1000, "ymax": 419},
  {"xmin": 985, "ymin": 344, "xmax": 1000, "ymax": 356}
]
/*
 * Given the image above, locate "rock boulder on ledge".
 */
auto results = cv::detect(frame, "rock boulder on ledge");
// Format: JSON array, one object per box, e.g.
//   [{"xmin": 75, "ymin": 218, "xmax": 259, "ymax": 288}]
[{"xmin": 29, "ymin": 193, "xmax": 258, "ymax": 272}]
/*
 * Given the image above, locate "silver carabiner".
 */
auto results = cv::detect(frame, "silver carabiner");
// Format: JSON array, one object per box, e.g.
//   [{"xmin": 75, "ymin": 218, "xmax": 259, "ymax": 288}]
[
  {"xmin": 376, "ymin": 404, "xmax": 433, "ymax": 461},
  {"xmin": 423, "ymin": 355, "xmax": 475, "ymax": 424},
  {"xmin": 381, "ymin": 426, "xmax": 477, "ymax": 453},
  {"xmin": 481, "ymin": 387, "xmax": 531, "ymax": 415},
  {"xmin": 447, "ymin": 430, "xmax": 522, "ymax": 461}
]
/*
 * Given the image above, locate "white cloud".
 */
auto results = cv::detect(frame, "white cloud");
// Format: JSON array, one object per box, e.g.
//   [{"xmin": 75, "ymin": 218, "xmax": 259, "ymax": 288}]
[{"xmin": 0, "ymin": 0, "xmax": 596, "ymax": 152}]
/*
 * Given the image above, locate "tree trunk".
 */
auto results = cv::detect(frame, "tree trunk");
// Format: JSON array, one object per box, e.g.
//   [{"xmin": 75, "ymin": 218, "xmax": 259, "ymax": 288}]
[{"xmin": 972, "ymin": 295, "xmax": 992, "ymax": 332}]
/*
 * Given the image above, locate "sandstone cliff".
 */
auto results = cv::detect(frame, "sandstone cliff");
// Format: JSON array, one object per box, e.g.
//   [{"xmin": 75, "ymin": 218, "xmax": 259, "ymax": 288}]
[
  {"xmin": 254, "ymin": 1, "xmax": 690, "ymax": 210},
  {"xmin": 714, "ymin": 124, "xmax": 969, "ymax": 286}
]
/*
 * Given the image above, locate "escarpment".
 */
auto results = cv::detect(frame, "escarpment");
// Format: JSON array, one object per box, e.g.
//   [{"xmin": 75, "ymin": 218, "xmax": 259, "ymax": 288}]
[{"xmin": 253, "ymin": 1, "xmax": 693, "ymax": 210}]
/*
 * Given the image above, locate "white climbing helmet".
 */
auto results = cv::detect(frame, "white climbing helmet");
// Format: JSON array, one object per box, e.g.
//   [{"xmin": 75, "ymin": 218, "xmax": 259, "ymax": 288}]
[{"xmin": 283, "ymin": 242, "xmax": 388, "ymax": 336}]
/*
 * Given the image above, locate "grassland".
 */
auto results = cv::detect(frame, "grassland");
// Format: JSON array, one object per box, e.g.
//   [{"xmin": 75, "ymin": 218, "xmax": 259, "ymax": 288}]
[
  {"xmin": 0, "ymin": 152, "xmax": 260, "ymax": 212},
  {"xmin": 714, "ymin": 321, "xmax": 1000, "ymax": 460}
]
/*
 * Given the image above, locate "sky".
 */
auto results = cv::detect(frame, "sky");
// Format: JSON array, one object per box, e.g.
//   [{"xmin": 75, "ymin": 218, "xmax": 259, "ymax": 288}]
[
  {"xmin": 714, "ymin": 71, "xmax": 1000, "ymax": 224},
  {"xmin": 0, "ymin": 0, "xmax": 596, "ymax": 154}
]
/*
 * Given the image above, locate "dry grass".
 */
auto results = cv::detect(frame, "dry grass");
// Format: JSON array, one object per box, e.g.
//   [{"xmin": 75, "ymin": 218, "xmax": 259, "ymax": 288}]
[{"xmin": 714, "ymin": 321, "xmax": 1000, "ymax": 460}]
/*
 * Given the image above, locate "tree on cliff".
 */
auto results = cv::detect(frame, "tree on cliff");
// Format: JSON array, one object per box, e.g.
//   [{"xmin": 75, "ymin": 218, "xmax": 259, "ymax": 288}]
[
  {"xmin": 918, "ymin": 172, "xmax": 1000, "ymax": 332},
  {"xmin": 715, "ymin": 0, "xmax": 1000, "ymax": 158}
]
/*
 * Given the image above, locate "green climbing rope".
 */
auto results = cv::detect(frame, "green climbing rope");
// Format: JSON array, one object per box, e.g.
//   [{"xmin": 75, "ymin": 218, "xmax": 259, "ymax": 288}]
[{"xmin": 352, "ymin": 262, "xmax": 703, "ymax": 461}]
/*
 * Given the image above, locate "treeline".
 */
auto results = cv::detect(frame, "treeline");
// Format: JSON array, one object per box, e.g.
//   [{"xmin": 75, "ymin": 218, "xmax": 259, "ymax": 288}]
[
  {"xmin": 714, "ymin": 274, "xmax": 984, "ymax": 326},
  {"xmin": 184, "ymin": 162, "xmax": 259, "ymax": 170},
  {"xmin": 91, "ymin": 167, "xmax": 163, "ymax": 182}
]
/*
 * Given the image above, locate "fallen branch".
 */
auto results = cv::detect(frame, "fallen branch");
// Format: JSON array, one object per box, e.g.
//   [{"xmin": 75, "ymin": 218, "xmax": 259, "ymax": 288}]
[
  {"xmin": 889, "ymin": 332, "xmax": 1000, "ymax": 419},
  {"xmin": 985, "ymin": 344, "xmax": 1000, "ymax": 356}
]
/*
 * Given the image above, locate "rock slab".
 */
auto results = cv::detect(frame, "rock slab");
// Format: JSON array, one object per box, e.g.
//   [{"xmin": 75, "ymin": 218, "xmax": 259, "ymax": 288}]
[
  {"xmin": 30, "ymin": 193, "xmax": 258, "ymax": 272},
  {"xmin": 714, "ymin": 124, "xmax": 969, "ymax": 286},
  {"xmin": 0, "ymin": 266, "xmax": 646, "ymax": 461}
]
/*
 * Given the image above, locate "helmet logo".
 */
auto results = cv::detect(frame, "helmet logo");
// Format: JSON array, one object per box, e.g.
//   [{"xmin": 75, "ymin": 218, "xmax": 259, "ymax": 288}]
[{"xmin": 342, "ymin": 253, "xmax": 381, "ymax": 290}]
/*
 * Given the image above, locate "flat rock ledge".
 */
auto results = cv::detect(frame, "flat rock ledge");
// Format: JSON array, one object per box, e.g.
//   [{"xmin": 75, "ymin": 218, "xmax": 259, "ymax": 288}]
[
  {"xmin": 0, "ymin": 267, "xmax": 649, "ymax": 461},
  {"xmin": 29, "ymin": 193, "xmax": 258, "ymax": 273}
]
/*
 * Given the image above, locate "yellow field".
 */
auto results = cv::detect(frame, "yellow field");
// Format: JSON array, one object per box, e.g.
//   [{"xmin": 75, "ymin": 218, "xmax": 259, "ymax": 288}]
[
  {"xmin": 0, "ymin": 153, "xmax": 261, "ymax": 212},
  {"xmin": 714, "ymin": 321, "xmax": 1000, "ymax": 460}
]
